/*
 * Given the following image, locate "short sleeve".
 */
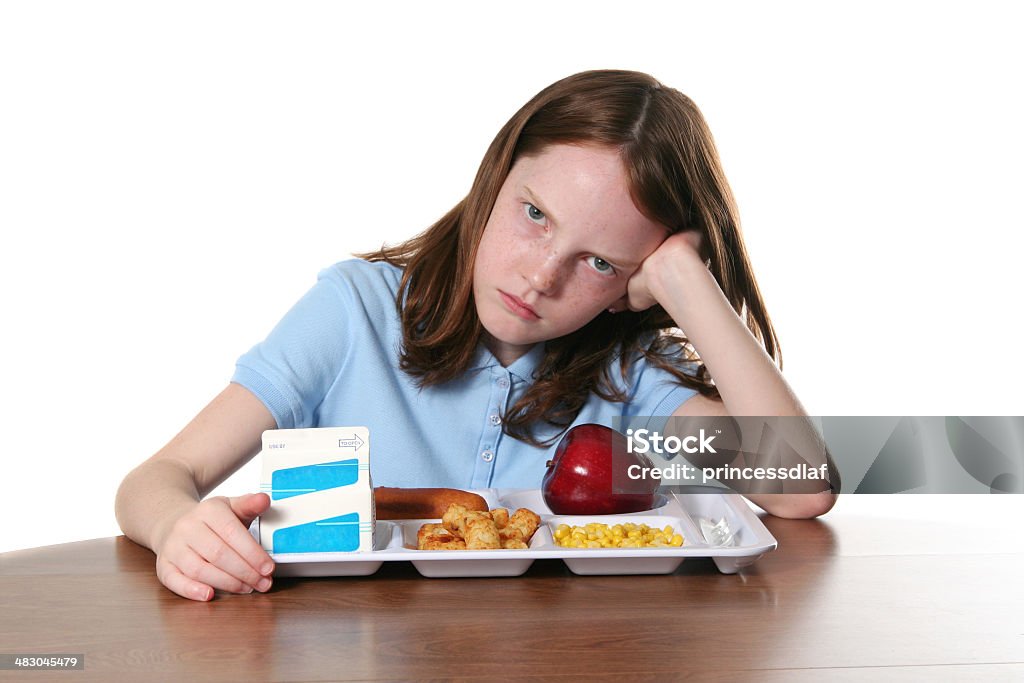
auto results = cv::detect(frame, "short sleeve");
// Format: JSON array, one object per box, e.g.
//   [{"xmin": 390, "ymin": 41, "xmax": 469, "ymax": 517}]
[
  {"xmin": 617, "ymin": 344, "xmax": 701, "ymax": 432},
  {"xmin": 231, "ymin": 267, "xmax": 356, "ymax": 429}
]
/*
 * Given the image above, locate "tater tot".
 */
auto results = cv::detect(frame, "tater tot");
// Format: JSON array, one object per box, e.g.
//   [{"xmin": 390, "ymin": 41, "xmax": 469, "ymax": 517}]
[
  {"xmin": 441, "ymin": 504, "xmax": 469, "ymax": 535},
  {"xmin": 490, "ymin": 507, "xmax": 510, "ymax": 529},
  {"xmin": 506, "ymin": 508, "xmax": 540, "ymax": 538},
  {"xmin": 417, "ymin": 523, "xmax": 465, "ymax": 550},
  {"xmin": 421, "ymin": 537, "xmax": 468, "ymax": 550},
  {"xmin": 417, "ymin": 523, "xmax": 452, "ymax": 543},
  {"xmin": 464, "ymin": 516, "xmax": 501, "ymax": 549}
]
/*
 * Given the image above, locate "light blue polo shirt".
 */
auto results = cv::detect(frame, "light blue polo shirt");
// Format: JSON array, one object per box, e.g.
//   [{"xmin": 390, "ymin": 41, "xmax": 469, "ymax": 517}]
[{"xmin": 231, "ymin": 259, "xmax": 697, "ymax": 489}]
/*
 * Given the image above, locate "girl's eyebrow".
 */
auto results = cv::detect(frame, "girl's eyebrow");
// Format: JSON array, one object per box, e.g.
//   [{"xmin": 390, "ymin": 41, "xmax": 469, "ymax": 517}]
[{"xmin": 523, "ymin": 185, "xmax": 560, "ymax": 229}]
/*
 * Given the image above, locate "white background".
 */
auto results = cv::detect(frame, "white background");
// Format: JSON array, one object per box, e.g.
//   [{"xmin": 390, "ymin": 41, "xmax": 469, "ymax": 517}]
[{"xmin": 1, "ymin": 1, "xmax": 1021, "ymax": 554}]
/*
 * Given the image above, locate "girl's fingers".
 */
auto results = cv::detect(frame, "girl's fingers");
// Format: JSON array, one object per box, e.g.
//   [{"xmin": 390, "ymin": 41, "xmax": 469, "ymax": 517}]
[
  {"xmin": 213, "ymin": 497, "xmax": 276, "ymax": 578},
  {"xmin": 166, "ymin": 544, "xmax": 261, "ymax": 597},
  {"xmin": 153, "ymin": 496, "xmax": 276, "ymax": 600},
  {"xmin": 157, "ymin": 556, "xmax": 217, "ymax": 602},
  {"xmin": 155, "ymin": 548, "xmax": 232, "ymax": 602},
  {"xmin": 189, "ymin": 521, "xmax": 270, "ymax": 592}
]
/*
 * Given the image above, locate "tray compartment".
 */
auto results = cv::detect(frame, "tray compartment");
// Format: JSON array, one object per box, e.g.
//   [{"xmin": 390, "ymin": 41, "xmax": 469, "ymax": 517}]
[
  {"xmin": 547, "ymin": 515, "xmax": 687, "ymax": 575},
  {"xmin": 669, "ymin": 489, "xmax": 779, "ymax": 574},
  {"xmin": 272, "ymin": 520, "xmax": 397, "ymax": 577},
  {"xmin": 398, "ymin": 518, "xmax": 547, "ymax": 578}
]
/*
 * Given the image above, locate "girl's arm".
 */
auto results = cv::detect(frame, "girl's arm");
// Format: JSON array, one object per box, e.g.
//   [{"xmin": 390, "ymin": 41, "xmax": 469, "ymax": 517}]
[
  {"xmin": 674, "ymin": 393, "xmax": 838, "ymax": 518},
  {"xmin": 114, "ymin": 382, "xmax": 278, "ymax": 600},
  {"xmin": 626, "ymin": 233, "xmax": 838, "ymax": 519}
]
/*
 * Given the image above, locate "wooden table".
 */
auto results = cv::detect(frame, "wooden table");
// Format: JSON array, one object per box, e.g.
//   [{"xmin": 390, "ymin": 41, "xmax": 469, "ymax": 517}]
[{"xmin": 2, "ymin": 498, "xmax": 1022, "ymax": 681}]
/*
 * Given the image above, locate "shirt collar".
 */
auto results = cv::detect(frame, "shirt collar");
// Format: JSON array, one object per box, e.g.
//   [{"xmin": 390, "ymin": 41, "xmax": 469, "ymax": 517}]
[{"xmin": 468, "ymin": 342, "xmax": 546, "ymax": 383}]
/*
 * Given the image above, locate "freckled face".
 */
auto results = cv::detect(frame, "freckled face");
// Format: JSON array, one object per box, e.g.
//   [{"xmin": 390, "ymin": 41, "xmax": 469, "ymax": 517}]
[{"xmin": 472, "ymin": 143, "xmax": 669, "ymax": 366}]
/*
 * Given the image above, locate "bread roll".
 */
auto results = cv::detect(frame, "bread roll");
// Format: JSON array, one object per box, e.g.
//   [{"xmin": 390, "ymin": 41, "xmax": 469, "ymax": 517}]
[{"xmin": 374, "ymin": 487, "xmax": 489, "ymax": 520}]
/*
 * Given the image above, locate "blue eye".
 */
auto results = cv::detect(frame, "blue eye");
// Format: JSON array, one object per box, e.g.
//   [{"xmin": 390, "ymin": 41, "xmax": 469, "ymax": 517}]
[
  {"xmin": 524, "ymin": 203, "xmax": 545, "ymax": 224},
  {"xmin": 587, "ymin": 256, "xmax": 614, "ymax": 275}
]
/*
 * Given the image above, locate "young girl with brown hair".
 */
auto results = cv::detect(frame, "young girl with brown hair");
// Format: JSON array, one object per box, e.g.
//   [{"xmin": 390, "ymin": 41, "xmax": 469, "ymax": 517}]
[{"xmin": 116, "ymin": 69, "xmax": 836, "ymax": 602}]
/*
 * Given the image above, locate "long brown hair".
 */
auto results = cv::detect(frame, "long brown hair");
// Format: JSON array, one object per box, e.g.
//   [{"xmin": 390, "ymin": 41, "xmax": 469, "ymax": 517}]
[{"xmin": 361, "ymin": 69, "xmax": 780, "ymax": 446}]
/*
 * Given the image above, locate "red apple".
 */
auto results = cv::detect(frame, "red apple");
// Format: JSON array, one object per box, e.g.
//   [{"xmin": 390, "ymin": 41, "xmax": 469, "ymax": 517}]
[{"xmin": 541, "ymin": 423, "xmax": 659, "ymax": 515}]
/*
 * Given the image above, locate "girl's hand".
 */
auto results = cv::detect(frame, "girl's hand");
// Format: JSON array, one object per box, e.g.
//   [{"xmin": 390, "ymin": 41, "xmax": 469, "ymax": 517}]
[
  {"xmin": 154, "ymin": 493, "xmax": 275, "ymax": 601},
  {"xmin": 617, "ymin": 230, "xmax": 705, "ymax": 312}
]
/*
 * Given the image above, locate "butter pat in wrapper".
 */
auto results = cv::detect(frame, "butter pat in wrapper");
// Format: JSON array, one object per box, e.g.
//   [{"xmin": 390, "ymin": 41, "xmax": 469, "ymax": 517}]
[{"xmin": 258, "ymin": 427, "xmax": 374, "ymax": 554}]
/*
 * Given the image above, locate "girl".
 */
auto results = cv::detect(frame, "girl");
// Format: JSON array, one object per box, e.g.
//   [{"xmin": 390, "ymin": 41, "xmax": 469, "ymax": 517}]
[{"xmin": 115, "ymin": 69, "xmax": 837, "ymax": 602}]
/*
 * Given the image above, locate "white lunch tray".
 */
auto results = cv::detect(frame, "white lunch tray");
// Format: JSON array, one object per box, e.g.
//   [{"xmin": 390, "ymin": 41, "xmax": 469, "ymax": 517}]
[{"xmin": 250, "ymin": 488, "xmax": 777, "ymax": 578}]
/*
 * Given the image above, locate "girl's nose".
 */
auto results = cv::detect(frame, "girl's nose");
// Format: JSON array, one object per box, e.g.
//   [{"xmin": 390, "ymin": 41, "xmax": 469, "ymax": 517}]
[{"xmin": 528, "ymin": 252, "xmax": 564, "ymax": 295}]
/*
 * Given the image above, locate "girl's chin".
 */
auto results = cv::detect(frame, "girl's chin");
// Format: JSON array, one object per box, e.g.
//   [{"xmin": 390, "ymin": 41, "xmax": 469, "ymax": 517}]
[
  {"xmin": 481, "ymin": 328, "xmax": 535, "ymax": 349},
  {"xmin": 480, "ymin": 333, "xmax": 537, "ymax": 366}
]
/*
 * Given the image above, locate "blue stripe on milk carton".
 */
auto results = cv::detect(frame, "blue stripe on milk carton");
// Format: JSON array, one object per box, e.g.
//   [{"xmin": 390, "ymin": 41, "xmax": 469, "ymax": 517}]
[
  {"xmin": 272, "ymin": 512, "xmax": 363, "ymax": 553},
  {"xmin": 270, "ymin": 459, "xmax": 359, "ymax": 500}
]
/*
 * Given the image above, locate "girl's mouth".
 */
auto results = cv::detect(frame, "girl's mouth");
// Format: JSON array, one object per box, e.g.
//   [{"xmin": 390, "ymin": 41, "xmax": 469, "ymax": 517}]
[{"xmin": 499, "ymin": 291, "xmax": 540, "ymax": 320}]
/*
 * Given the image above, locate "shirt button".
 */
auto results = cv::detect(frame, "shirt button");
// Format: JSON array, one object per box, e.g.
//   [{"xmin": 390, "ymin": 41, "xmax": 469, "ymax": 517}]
[
  {"xmin": 481, "ymin": 450, "xmax": 494, "ymax": 462},
  {"xmin": 489, "ymin": 414, "xmax": 502, "ymax": 426},
  {"xmin": 497, "ymin": 378, "xmax": 509, "ymax": 388}
]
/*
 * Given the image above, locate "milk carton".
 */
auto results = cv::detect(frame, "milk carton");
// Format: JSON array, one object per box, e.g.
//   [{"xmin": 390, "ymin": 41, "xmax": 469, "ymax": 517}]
[{"xmin": 258, "ymin": 427, "xmax": 374, "ymax": 554}]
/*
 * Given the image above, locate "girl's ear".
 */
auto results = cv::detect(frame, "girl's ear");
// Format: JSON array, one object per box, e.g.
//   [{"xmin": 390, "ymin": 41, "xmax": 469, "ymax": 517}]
[{"xmin": 608, "ymin": 294, "xmax": 630, "ymax": 314}]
